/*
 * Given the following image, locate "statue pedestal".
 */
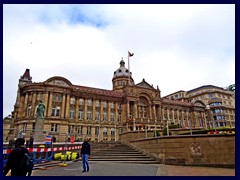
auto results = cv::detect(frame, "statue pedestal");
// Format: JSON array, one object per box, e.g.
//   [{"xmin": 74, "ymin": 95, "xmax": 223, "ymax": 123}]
[{"xmin": 33, "ymin": 118, "xmax": 45, "ymax": 143}]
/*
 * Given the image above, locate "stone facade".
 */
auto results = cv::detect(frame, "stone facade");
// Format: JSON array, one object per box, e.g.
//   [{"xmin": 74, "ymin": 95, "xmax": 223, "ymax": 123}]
[
  {"xmin": 5, "ymin": 60, "xmax": 231, "ymax": 142},
  {"xmin": 164, "ymin": 85, "xmax": 235, "ymax": 128}
]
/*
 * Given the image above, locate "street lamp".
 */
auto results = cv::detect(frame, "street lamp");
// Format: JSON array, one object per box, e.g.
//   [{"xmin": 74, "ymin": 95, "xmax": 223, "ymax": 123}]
[
  {"xmin": 154, "ymin": 119, "xmax": 157, "ymax": 137},
  {"xmin": 166, "ymin": 120, "xmax": 169, "ymax": 136},
  {"xmin": 114, "ymin": 121, "xmax": 117, "ymax": 142}
]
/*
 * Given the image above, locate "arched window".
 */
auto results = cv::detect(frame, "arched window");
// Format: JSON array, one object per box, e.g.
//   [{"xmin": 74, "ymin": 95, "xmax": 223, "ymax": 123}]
[
  {"xmin": 103, "ymin": 127, "xmax": 107, "ymax": 135},
  {"xmin": 27, "ymin": 105, "xmax": 31, "ymax": 117}
]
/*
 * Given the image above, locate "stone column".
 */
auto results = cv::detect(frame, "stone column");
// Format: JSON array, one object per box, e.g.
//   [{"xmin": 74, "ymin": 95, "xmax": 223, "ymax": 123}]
[
  {"xmin": 152, "ymin": 105, "xmax": 156, "ymax": 119},
  {"xmin": 167, "ymin": 109, "xmax": 170, "ymax": 122},
  {"xmin": 18, "ymin": 96, "xmax": 25, "ymax": 118},
  {"xmin": 43, "ymin": 92, "xmax": 49, "ymax": 117},
  {"xmin": 181, "ymin": 111, "xmax": 185, "ymax": 127},
  {"xmin": 127, "ymin": 101, "xmax": 130, "ymax": 118},
  {"xmin": 194, "ymin": 112, "xmax": 199, "ymax": 127},
  {"xmin": 172, "ymin": 109, "xmax": 175, "ymax": 124},
  {"xmin": 23, "ymin": 93, "xmax": 29, "ymax": 117},
  {"xmin": 100, "ymin": 101, "xmax": 103, "ymax": 122},
  {"xmin": 31, "ymin": 93, "xmax": 36, "ymax": 117},
  {"xmin": 47, "ymin": 92, "xmax": 53, "ymax": 117},
  {"xmin": 176, "ymin": 110, "xmax": 180, "ymax": 125},
  {"xmin": 149, "ymin": 105, "xmax": 152, "ymax": 120},
  {"xmin": 65, "ymin": 94, "xmax": 70, "ymax": 119},
  {"xmin": 114, "ymin": 102, "xmax": 118, "ymax": 122},
  {"xmin": 107, "ymin": 127, "xmax": 111, "ymax": 141},
  {"xmin": 107, "ymin": 102, "xmax": 111, "ymax": 121},
  {"xmin": 161, "ymin": 108, "xmax": 165, "ymax": 126},
  {"xmin": 186, "ymin": 111, "xmax": 189, "ymax": 128},
  {"xmin": 75, "ymin": 98, "xmax": 79, "ymax": 122},
  {"xmin": 91, "ymin": 126, "xmax": 95, "ymax": 140},
  {"xmin": 134, "ymin": 103, "xmax": 138, "ymax": 118},
  {"xmin": 61, "ymin": 94, "xmax": 66, "ymax": 118},
  {"xmin": 92, "ymin": 100, "xmax": 96, "ymax": 121},
  {"xmin": 84, "ymin": 99, "xmax": 88, "ymax": 120}
]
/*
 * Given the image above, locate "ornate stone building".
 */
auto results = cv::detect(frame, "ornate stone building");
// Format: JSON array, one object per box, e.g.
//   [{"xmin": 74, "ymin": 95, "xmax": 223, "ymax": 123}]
[
  {"xmin": 163, "ymin": 85, "xmax": 235, "ymax": 128},
  {"xmin": 7, "ymin": 60, "xmax": 224, "ymax": 142}
]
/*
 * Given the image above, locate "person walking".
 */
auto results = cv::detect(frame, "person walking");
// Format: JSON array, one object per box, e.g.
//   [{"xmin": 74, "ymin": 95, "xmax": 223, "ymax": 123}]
[
  {"xmin": 3, "ymin": 138, "xmax": 33, "ymax": 176},
  {"xmin": 81, "ymin": 138, "xmax": 91, "ymax": 172}
]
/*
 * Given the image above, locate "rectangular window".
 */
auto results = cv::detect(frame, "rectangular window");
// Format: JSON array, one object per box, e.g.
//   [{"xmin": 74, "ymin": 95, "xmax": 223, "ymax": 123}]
[
  {"xmin": 78, "ymin": 110, "xmax": 84, "ymax": 120},
  {"xmin": 51, "ymin": 108, "xmax": 55, "ymax": 116},
  {"xmin": 56, "ymin": 108, "xmax": 60, "ymax": 116},
  {"xmin": 103, "ymin": 112, "xmax": 107, "ymax": 121},
  {"xmin": 95, "ymin": 100, "xmax": 100, "ymax": 107},
  {"xmin": 77, "ymin": 126, "xmax": 83, "ymax": 134},
  {"xmin": 87, "ymin": 126, "xmax": 91, "ymax": 135},
  {"xmin": 87, "ymin": 111, "xmax": 92, "ymax": 120},
  {"xmin": 70, "ymin": 97, "xmax": 75, "ymax": 105},
  {"xmin": 88, "ymin": 99, "xmax": 92, "ymax": 106},
  {"xmin": 103, "ymin": 127, "xmax": 107, "ymax": 135},
  {"xmin": 58, "ymin": 95, "xmax": 62, "ymax": 102},
  {"xmin": 118, "ymin": 114, "xmax": 121, "ymax": 122},
  {"xmin": 110, "ymin": 102, "xmax": 114, "ymax": 109},
  {"xmin": 79, "ymin": 99, "xmax": 84, "ymax": 105},
  {"xmin": 70, "ymin": 109, "xmax": 75, "ymax": 119},
  {"xmin": 51, "ymin": 124, "xmax": 58, "ymax": 132},
  {"xmin": 95, "ymin": 127, "xmax": 99, "ymax": 135},
  {"xmin": 23, "ymin": 123, "xmax": 27, "ymax": 132},
  {"xmin": 102, "ymin": 101, "xmax": 107, "ymax": 108},
  {"xmin": 111, "ymin": 128, "xmax": 115, "ymax": 136},
  {"xmin": 95, "ymin": 112, "xmax": 100, "ymax": 121},
  {"xmin": 110, "ymin": 112, "xmax": 114, "ymax": 121},
  {"xmin": 68, "ymin": 125, "xmax": 74, "ymax": 134},
  {"xmin": 37, "ymin": 93, "xmax": 43, "ymax": 101}
]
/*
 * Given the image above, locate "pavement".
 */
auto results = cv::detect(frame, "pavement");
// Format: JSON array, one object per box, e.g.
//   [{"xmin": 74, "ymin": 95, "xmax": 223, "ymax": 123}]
[{"xmin": 31, "ymin": 161, "xmax": 235, "ymax": 176}]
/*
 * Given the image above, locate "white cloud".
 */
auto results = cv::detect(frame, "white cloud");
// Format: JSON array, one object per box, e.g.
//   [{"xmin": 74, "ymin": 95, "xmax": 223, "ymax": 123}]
[{"xmin": 3, "ymin": 4, "xmax": 235, "ymax": 118}]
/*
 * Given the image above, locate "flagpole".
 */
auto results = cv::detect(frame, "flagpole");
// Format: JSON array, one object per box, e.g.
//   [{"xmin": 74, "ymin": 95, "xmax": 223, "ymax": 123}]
[{"xmin": 128, "ymin": 51, "xmax": 130, "ymax": 85}]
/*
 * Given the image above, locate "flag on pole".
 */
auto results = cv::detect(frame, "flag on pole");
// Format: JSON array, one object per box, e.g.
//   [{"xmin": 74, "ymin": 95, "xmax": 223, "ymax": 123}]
[{"xmin": 128, "ymin": 51, "xmax": 134, "ymax": 57}]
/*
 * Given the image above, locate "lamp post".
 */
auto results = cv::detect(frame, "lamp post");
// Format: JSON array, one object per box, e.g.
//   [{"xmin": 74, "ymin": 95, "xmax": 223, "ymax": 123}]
[
  {"xmin": 166, "ymin": 120, "xmax": 169, "ymax": 136},
  {"xmin": 154, "ymin": 119, "xmax": 157, "ymax": 137},
  {"xmin": 114, "ymin": 121, "xmax": 117, "ymax": 142},
  {"xmin": 98, "ymin": 119, "xmax": 100, "ymax": 142}
]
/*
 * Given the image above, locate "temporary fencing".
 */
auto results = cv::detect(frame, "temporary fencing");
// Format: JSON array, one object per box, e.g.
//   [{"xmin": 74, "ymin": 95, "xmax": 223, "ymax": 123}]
[{"xmin": 3, "ymin": 145, "xmax": 81, "ymax": 166}]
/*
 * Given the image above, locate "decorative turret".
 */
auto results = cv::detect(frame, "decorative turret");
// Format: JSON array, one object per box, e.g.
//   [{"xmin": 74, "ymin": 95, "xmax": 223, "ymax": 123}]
[
  {"xmin": 19, "ymin": 69, "xmax": 32, "ymax": 86},
  {"xmin": 15, "ymin": 69, "xmax": 32, "ymax": 107},
  {"xmin": 112, "ymin": 59, "xmax": 135, "ymax": 92}
]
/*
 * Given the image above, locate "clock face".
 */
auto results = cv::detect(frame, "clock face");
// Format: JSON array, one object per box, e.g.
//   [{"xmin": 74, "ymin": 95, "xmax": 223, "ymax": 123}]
[{"xmin": 20, "ymin": 81, "xmax": 26, "ymax": 86}]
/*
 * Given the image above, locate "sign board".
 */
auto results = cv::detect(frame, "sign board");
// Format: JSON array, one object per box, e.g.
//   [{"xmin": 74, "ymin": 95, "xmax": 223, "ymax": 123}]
[
  {"xmin": 70, "ymin": 136, "xmax": 74, "ymax": 143},
  {"xmin": 45, "ymin": 135, "xmax": 52, "ymax": 144}
]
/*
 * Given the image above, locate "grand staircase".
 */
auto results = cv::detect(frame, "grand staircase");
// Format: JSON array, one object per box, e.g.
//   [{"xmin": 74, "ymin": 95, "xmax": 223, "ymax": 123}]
[{"xmin": 90, "ymin": 141, "xmax": 159, "ymax": 164}]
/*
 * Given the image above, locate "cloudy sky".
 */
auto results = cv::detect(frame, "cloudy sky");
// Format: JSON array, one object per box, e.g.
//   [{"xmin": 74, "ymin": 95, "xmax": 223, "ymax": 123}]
[{"xmin": 3, "ymin": 4, "xmax": 235, "ymax": 118}]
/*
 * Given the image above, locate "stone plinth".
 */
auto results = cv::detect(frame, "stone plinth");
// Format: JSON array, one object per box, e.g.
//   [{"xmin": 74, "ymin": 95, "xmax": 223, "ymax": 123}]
[{"xmin": 33, "ymin": 118, "xmax": 45, "ymax": 142}]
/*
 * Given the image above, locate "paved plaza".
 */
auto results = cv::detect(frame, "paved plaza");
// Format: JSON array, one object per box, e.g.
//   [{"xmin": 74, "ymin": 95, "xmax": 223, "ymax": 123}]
[{"xmin": 32, "ymin": 161, "xmax": 235, "ymax": 176}]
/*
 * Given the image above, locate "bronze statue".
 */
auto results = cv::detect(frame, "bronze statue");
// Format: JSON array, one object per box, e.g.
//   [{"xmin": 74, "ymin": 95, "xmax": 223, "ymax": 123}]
[{"xmin": 36, "ymin": 100, "xmax": 45, "ymax": 119}]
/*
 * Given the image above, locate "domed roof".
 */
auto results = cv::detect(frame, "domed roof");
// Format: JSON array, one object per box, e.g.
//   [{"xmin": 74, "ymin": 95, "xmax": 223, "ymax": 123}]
[{"xmin": 113, "ymin": 60, "xmax": 131, "ymax": 78}]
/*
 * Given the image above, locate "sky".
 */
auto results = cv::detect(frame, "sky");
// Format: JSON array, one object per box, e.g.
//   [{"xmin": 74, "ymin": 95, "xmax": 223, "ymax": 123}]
[{"xmin": 3, "ymin": 4, "xmax": 235, "ymax": 118}]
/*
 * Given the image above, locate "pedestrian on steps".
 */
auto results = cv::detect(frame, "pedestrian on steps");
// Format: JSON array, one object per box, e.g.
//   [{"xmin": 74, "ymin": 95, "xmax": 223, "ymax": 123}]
[{"xmin": 81, "ymin": 138, "xmax": 91, "ymax": 172}]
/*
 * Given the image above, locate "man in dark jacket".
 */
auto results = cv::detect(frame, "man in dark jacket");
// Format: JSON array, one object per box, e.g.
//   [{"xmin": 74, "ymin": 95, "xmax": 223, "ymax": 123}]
[
  {"xmin": 3, "ymin": 138, "xmax": 30, "ymax": 176},
  {"xmin": 81, "ymin": 138, "xmax": 91, "ymax": 172}
]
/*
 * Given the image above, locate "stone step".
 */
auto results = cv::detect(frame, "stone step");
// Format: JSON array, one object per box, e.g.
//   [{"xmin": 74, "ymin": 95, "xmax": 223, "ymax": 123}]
[
  {"xmin": 92, "ymin": 154, "xmax": 148, "ymax": 157},
  {"xmin": 93, "ymin": 150, "xmax": 141, "ymax": 153},
  {"xmin": 89, "ymin": 159, "xmax": 159, "ymax": 164},
  {"xmin": 91, "ymin": 156, "xmax": 154, "ymax": 159},
  {"xmin": 90, "ymin": 142, "xmax": 159, "ymax": 164}
]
